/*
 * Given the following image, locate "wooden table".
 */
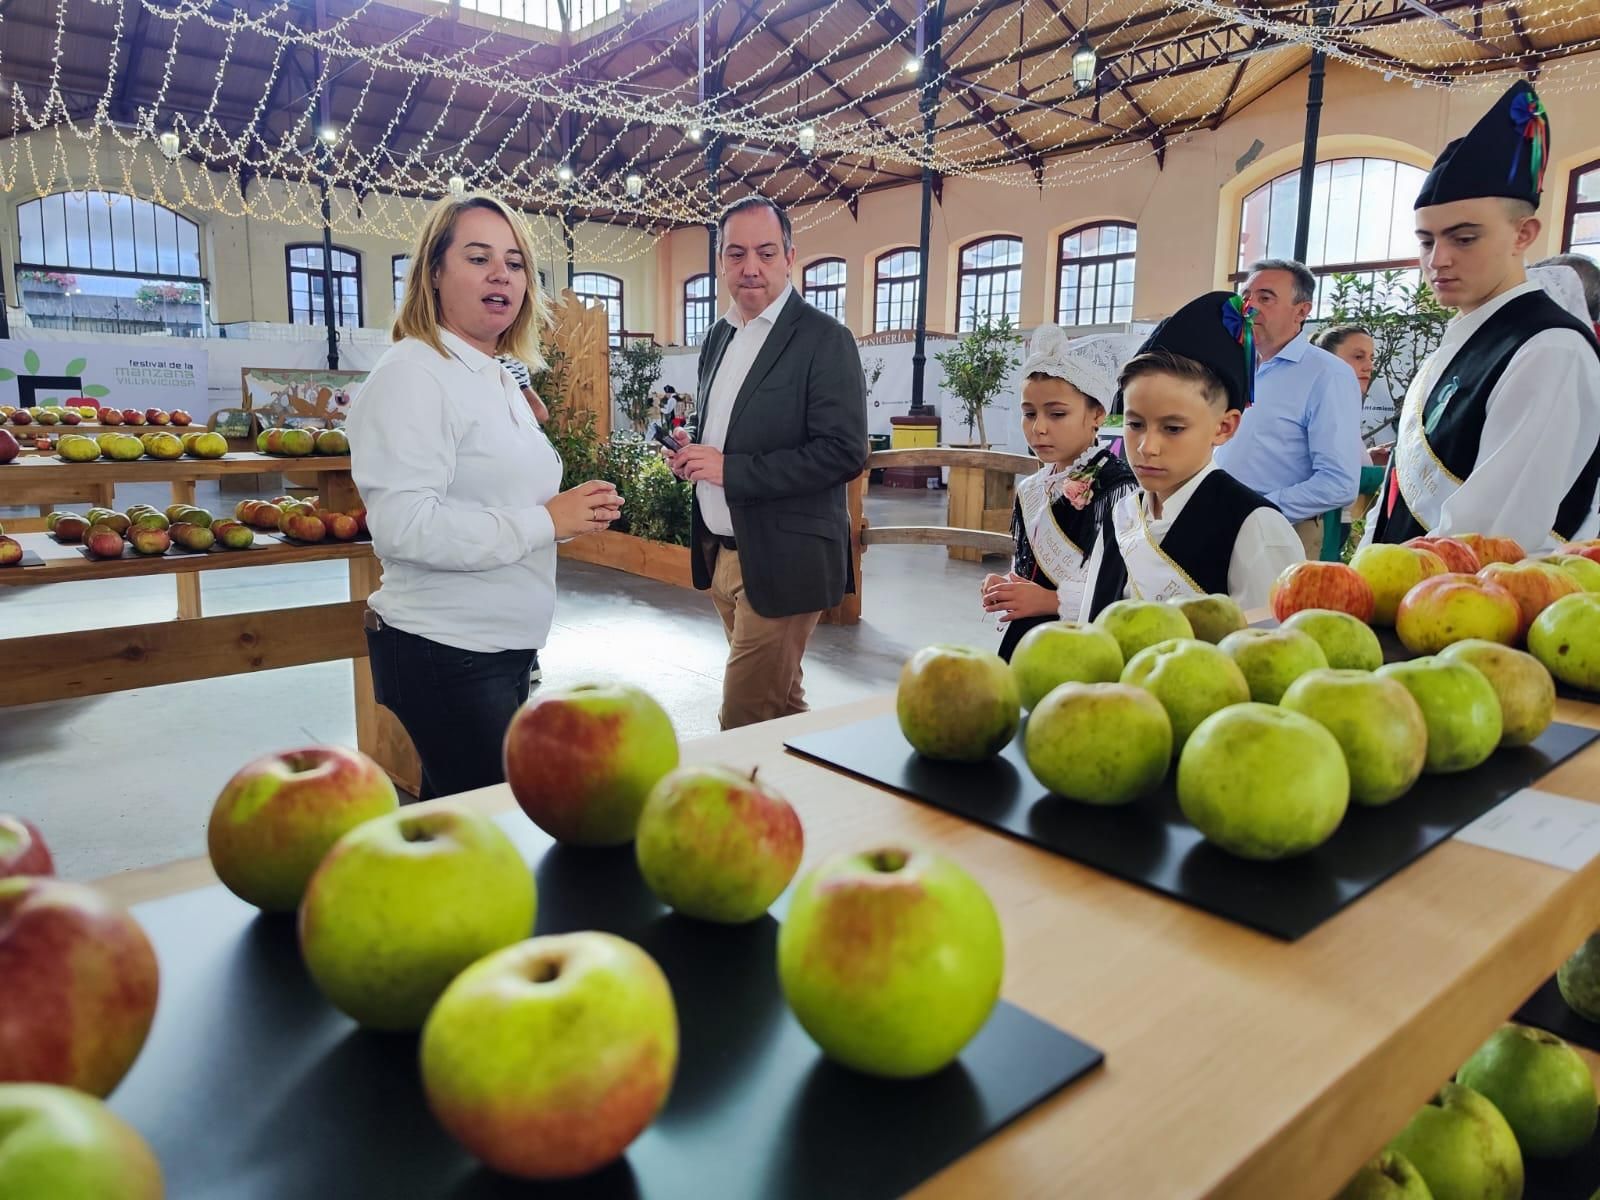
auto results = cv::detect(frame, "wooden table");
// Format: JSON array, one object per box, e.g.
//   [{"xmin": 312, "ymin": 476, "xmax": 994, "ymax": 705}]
[{"xmin": 93, "ymin": 688, "xmax": 1600, "ymax": 1199}]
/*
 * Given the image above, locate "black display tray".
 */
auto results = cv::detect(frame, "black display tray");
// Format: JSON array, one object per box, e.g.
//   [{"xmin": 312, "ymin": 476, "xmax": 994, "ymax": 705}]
[
  {"xmin": 785, "ymin": 714, "xmax": 1598, "ymax": 941},
  {"xmin": 1526, "ymin": 1111, "xmax": 1600, "ymax": 1200},
  {"xmin": 108, "ymin": 813, "xmax": 1102, "ymax": 1199},
  {"xmin": 1516, "ymin": 974, "xmax": 1600, "ymax": 1055}
]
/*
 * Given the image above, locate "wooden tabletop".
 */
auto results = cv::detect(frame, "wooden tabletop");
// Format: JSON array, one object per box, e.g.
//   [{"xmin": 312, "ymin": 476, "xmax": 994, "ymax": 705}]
[
  {"xmin": 0, "ymin": 530, "xmax": 372, "ymax": 586},
  {"xmin": 91, "ymin": 686, "xmax": 1600, "ymax": 1199},
  {"xmin": 0, "ymin": 452, "xmax": 351, "ymax": 484}
]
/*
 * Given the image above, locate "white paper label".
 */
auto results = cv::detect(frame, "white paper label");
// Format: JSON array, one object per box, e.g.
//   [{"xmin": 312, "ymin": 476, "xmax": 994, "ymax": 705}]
[{"xmin": 1452, "ymin": 789, "xmax": 1600, "ymax": 871}]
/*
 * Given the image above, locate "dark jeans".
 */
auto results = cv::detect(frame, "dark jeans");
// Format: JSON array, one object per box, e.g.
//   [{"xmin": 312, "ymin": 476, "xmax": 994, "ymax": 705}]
[{"xmin": 366, "ymin": 621, "xmax": 535, "ymax": 802}]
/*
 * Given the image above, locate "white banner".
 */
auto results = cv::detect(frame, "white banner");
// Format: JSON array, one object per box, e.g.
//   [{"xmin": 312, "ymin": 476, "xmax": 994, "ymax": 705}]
[{"xmin": 0, "ymin": 338, "xmax": 208, "ymax": 416}]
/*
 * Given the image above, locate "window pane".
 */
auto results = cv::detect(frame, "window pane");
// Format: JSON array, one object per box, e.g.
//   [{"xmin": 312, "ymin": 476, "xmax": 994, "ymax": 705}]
[
  {"xmin": 1570, "ymin": 212, "xmax": 1600, "ymax": 253},
  {"xmin": 109, "ymin": 197, "xmax": 135, "ymax": 272},
  {"xmin": 1578, "ymin": 167, "xmax": 1600, "ymax": 204},
  {"xmin": 19, "ymin": 201, "xmax": 44, "ymax": 263},
  {"xmin": 43, "ymin": 194, "xmax": 69, "ymax": 266},
  {"xmin": 177, "ymin": 217, "xmax": 200, "ymax": 275},
  {"xmin": 132, "ymin": 199, "xmax": 158, "ymax": 274},
  {"xmin": 156, "ymin": 207, "xmax": 180, "ymax": 275},
  {"xmin": 88, "ymin": 197, "xmax": 114, "ymax": 271},
  {"xmin": 63, "ymin": 192, "xmax": 92, "ymax": 269},
  {"xmin": 1238, "ymin": 187, "xmax": 1269, "ymax": 272}
]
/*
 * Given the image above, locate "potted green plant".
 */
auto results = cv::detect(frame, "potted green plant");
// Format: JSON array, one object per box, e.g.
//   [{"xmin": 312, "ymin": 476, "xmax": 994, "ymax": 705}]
[
  {"xmin": 610, "ymin": 338, "xmax": 664, "ymax": 433},
  {"xmin": 934, "ymin": 314, "xmax": 1021, "ymax": 448}
]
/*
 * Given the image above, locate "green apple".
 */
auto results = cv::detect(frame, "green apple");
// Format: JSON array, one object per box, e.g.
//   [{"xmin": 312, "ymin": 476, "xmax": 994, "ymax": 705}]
[
  {"xmin": 1376, "ymin": 659, "xmax": 1503, "ymax": 774},
  {"xmin": 1388, "ymin": 1082, "xmax": 1524, "ymax": 1200},
  {"xmin": 1528, "ymin": 593, "xmax": 1600, "ymax": 691},
  {"xmin": 1009, "ymin": 621, "xmax": 1123, "ymax": 711},
  {"xmin": 634, "ymin": 765, "xmax": 803, "ymax": 923},
  {"xmin": 1172, "ymin": 593, "xmax": 1247, "ymax": 644},
  {"xmin": 896, "ymin": 645, "xmax": 1020, "ymax": 763},
  {"xmin": 1336, "ymin": 1150, "xmax": 1434, "ymax": 1200},
  {"xmin": 1558, "ymin": 933, "xmax": 1600, "ymax": 1022},
  {"xmin": 1283, "ymin": 609, "xmax": 1385, "ymax": 671},
  {"xmin": 0, "ymin": 1083, "xmax": 163, "ymax": 1199},
  {"xmin": 777, "ymin": 845, "xmax": 1003, "ymax": 1078},
  {"xmin": 189, "ymin": 431, "xmax": 227, "ymax": 459},
  {"xmin": 298, "ymin": 803, "xmax": 536, "ymax": 1031},
  {"xmin": 1093, "ymin": 599, "xmax": 1194, "ymax": 662},
  {"xmin": 1218, "ymin": 627, "xmax": 1330, "ymax": 704},
  {"xmin": 207, "ymin": 745, "xmax": 399, "ymax": 912},
  {"xmin": 279, "ymin": 428, "xmax": 315, "ymax": 456},
  {"xmin": 421, "ymin": 933, "xmax": 677, "ymax": 1180},
  {"xmin": 503, "ymin": 683, "xmax": 680, "ymax": 846},
  {"xmin": 1119, "ymin": 638, "xmax": 1250, "ymax": 752},
  {"xmin": 1352, "ymin": 543, "xmax": 1448, "ymax": 626},
  {"xmin": 1281, "ymin": 669, "xmax": 1428, "ymax": 806},
  {"xmin": 1024, "ymin": 682, "xmax": 1172, "ymax": 805},
  {"xmin": 1456, "ymin": 1023, "xmax": 1597, "ymax": 1159},
  {"xmin": 1537, "ymin": 553, "xmax": 1600, "ymax": 592},
  {"xmin": 1176, "ymin": 703, "xmax": 1349, "ymax": 859},
  {"xmin": 1438, "ymin": 641, "xmax": 1556, "ymax": 748}
]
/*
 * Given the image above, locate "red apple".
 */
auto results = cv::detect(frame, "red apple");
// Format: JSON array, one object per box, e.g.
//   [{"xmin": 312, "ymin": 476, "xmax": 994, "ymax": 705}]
[
  {"xmin": 323, "ymin": 512, "xmax": 360, "ymax": 541},
  {"xmin": 0, "ymin": 537, "xmax": 22, "ymax": 567},
  {"xmin": 97, "ymin": 408, "xmax": 123, "ymax": 426},
  {"xmin": 348, "ymin": 507, "xmax": 368, "ymax": 535},
  {"xmin": 84, "ymin": 527, "xmax": 126, "ymax": 559},
  {"xmin": 169, "ymin": 410, "xmax": 192, "ymax": 426},
  {"xmin": 279, "ymin": 512, "xmax": 326, "ymax": 542},
  {"xmin": 9, "ymin": 409, "xmax": 32, "ymax": 426},
  {"xmin": 143, "ymin": 409, "xmax": 169, "ymax": 426},
  {"xmin": 1479, "ymin": 560, "xmax": 1583, "ymax": 642},
  {"xmin": 0, "ymin": 817, "xmax": 53, "ymax": 878},
  {"xmin": 0, "ymin": 877, "xmax": 160, "ymax": 1097},
  {"xmin": 1270, "ymin": 560, "xmax": 1376, "ymax": 623},
  {"xmin": 1396, "ymin": 572, "xmax": 1521, "ymax": 654},
  {"xmin": 120, "ymin": 409, "xmax": 145, "ymax": 426},
  {"xmin": 263, "ymin": 429, "xmax": 287, "ymax": 454},
  {"xmin": 1405, "ymin": 535, "xmax": 1482, "ymax": 575},
  {"xmin": 1350, "ymin": 544, "xmax": 1450, "ymax": 626},
  {"xmin": 504, "ymin": 683, "xmax": 681, "ymax": 846},
  {"xmin": 1556, "ymin": 542, "xmax": 1600, "ymax": 566},
  {"xmin": 1456, "ymin": 532, "xmax": 1526, "ymax": 566},
  {"xmin": 32, "ymin": 437, "xmax": 49, "ymax": 451},
  {"xmin": 60, "ymin": 410, "xmax": 81, "ymax": 426},
  {"xmin": 0, "ymin": 429, "xmax": 18, "ymax": 464}
]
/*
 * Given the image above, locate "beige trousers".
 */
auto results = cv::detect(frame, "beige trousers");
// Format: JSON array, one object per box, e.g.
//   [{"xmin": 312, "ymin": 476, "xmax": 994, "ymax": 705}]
[
  {"xmin": 710, "ymin": 547, "xmax": 823, "ymax": 731},
  {"xmin": 1294, "ymin": 515, "xmax": 1326, "ymax": 561}
]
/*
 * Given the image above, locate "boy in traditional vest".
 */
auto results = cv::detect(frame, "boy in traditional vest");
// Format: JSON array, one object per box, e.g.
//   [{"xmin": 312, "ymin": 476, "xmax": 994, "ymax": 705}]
[
  {"xmin": 1369, "ymin": 81, "xmax": 1600, "ymax": 552},
  {"xmin": 1078, "ymin": 292, "xmax": 1304, "ymax": 618}
]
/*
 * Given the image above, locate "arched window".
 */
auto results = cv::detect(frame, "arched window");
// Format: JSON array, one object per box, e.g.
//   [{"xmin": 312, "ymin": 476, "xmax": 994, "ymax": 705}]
[
  {"xmin": 14, "ymin": 190, "xmax": 206, "ymax": 336},
  {"xmin": 1236, "ymin": 157, "xmax": 1429, "ymax": 316},
  {"xmin": 956, "ymin": 236, "xmax": 1023, "ymax": 331},
  {"xmin": 1565, "ymin": 159, "xmax": 1600, "ymax": 260},
  {"xmin": 874, "ymin": 248, "xmax": 920, "ymax": 333},
  {"xmin": 684, "ymin": 274, "xmax": 714, "ymax": 346},
  {"xmin": 392, "ymin": 255, "xmax": 410, "ymax": 310},
  {"xmin": 802, "ymin": 258, "xmax": 846, "ymax": 323},
  {"xmin": 573, "ymin": 272, "xmax": 624, "ymax": 348},
  {"xmin": 287, "ymin": 244, "xmax": 362, "ymax": 327},
  {"xmin": 1057, "ymin": 222, "xmax": 1136, "ymax": 326}
]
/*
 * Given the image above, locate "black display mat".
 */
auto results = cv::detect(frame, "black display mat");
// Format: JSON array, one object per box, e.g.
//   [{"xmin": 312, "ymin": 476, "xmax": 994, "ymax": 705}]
[
  {"xmin": 1516, "ymin": 975, "xmax": 1600, "ymax": 1055},
  {"xmin": 108, "ymin": 813, "xmax": 1102, "ymax": 1200},
  {"xmin": 786, "ymin": 714, "xmax": 1598, "ymax": 941},
  {"xmin": 1525, "ymin": 1112, "xmax": 1600, "ymax": 1200}
]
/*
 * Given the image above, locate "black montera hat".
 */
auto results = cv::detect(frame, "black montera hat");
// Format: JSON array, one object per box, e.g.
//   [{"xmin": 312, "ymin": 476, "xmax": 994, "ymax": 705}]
[{"xmin": 1415, "ymin": 80, "xmax": 1549, "ymax": 209}]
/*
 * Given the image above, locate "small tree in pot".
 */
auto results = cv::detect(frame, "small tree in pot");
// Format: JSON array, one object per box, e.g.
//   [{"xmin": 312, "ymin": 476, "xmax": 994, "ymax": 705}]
[
  {"xmin": 611, "ymin": 337, "xmax": 664, "ymax": 433},
  {"xmin": 935, "ymin": 314, "xmax": 1020, "ymax": 448}
]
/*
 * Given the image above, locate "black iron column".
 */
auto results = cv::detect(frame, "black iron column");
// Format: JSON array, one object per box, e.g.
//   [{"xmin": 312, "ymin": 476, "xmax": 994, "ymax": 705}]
[
  {"xmin": 1292, "ymin": 0, "xmax": 1335, "ymax": 264},
  {"xmin": 909, "ymin": 0, "xmax": 947, "ymax": 417}
]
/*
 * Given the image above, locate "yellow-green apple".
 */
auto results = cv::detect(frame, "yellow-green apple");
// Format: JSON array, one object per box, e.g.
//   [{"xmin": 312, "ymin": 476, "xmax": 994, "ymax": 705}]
[
  {"xmin": 1388, "ymin": 1083, "xmax": 1524, "ymax": 1200},
  {"xmin": 0, "ymin": 1083, "xmax": 163, "ymax": 1200},
  {"xmin": 143, "ymin": 433, "xmax": 181, "ymax": 461},
  {"xmin": 1283, "ymin": 609, "xmax": 1385, "ymax": 671},
  {"xmin": 1176, "ymin": 704, "xmax": 1349, "ymax": 859},
  {"xmin": 1557, "ymin": 933, "xmax": 1600, "ymax": 1021},
  {"xmin": 504, "ymin": 683, "xmax": 680, "ymax": 845},
  {"xmin": 0, "ymin": 878, "xmax": 159, "ymax": 1096},
  {"xmin": 129, "ymin": 512, "xmax": 167, "ymax": 532},
  {"xmin": 1024, "ymin": 682, "xmax": 1172, "ymax": 804},
  {"xmin": 162, "ymin": 503, "xmax": 191, "ymax": 523},
  {"xmin": 421, "ymin": 933, "xmax": 677, "ymax": 1180},
  {"xmin": 1376, "ymin": 658, "xmax": 1503, "ymax": 773},
  {"xmin": 1092, "ymin": 599, "xmax": 1193, "ymax": 662},
  {"xmin": 1557, "ymin": 542, "xmax": 1600, "ymax": 565},
  {"xmin": 256, "ymin": 428, "xmax": 275, "ymax": 452},
  {"xmin": 1120, "ymin": 638, "xmax": 1250, "ymax": 752},
  {"xmin": 1336, "ymin": 1150, "xmax": 1433, "ymax": 1200},
  {"xmin": 1009, "ymin": 621, "xmax": 1124, "ymax": 711},
  {"xmin": 56, "ymin": 435, "xmax": 98, "ymax": 463},
  {"xmin": 1173, "ymin": 593, "xmax": 1247, "ymax": 643},
  {"xmin": 1537, "ymin": 553, "xmax": 1600, "ymax": 592},
  {"xmin": 1270, "ymin": 560, "xmax": 1376, "ymax": 623},
  {"xmin": 0, "ymin": 538, "xmax": 21, "ymax": 567},
  {"xmin": 32, "ymin": 411, "xmax": 58, "ymax": 426},
  {"xmin": 0, "ymin": 817, "xmax": 53, "ymax": 878},
  {"xmin": 1351, "ymin": 544, "xmax": 1449, "ymax": 626},
  {"xmin": 1218, "ymin": 626, "xmax": 1329, "ymax": 704},
  {"xmin": 84, "ymin": 527, "xmax": 125, "ymax": 559},
  {"xmin": 1396, "ymin": 573, "xmax": 1520, "ymax": 653},
  {"xmin": 279, "ymin": 428, "xmax": 315, "ymax": 456},
  {"xmin": 315, "ymin": 429, "xmax": 350, "ymax": 455},
  {"xmin": 126, "ymin": 527, "xmax": 170, "ymax": 557},
  {"xmin": 1405, "ymin": 535, "xmax": 1482, "ymax": 574},
  {"xmin": 188, "ymin": 431, "xmax": 227, "ymax": 459},
  {"xmin": 777, "ymin": 845, "xmax": 1003, "ymax": 1078},
  {"xmin": 103, "ymin": 435, "xmax": 142, "ymax": 462},
  {"xmin": 298, "ymin": 803, "xmax": 535, "ymax": 1031},
  {"xmin": 896, "ymin": 645, "xmax": 1020, "ymax": 762},
  {"xmin": 1528, "ymin": 593, "xmax": 1600, "ymax": 691},
  {"xmin": 1478, "ymin": 561, "xmax": 1580, "ymax": 641},
  {"xmin": 0, "ymin": 430, "xmax": 18, "ymax": 464},
  {"xmin": 168, "ymin": 523, "xmax": 214, "ymax": 553},
  {"xmin": 1280, "ymin": 670, "xmax": 1427, "ymax": 806},
  {"xmin": 634, "ymin": 766, "xmax": 803, "ymax": 923},
  {"xmin": 211, "ymin": 520, "xmax": 254, "ymax": 550},
  {"xmin": 1455, "ymin": 533, "xmax": 1527, "ymax": 566},
  {"xmin": 1437, "ymin": 641, "xmax": 1556, "ymax": 748},
  {"xmin": 206, "ymin": 745, "xmax": 399, "ymax": 913},
  {"xmin": 1456, "ymin": 1024, "xmax": 1597, "ymax": 1159}
]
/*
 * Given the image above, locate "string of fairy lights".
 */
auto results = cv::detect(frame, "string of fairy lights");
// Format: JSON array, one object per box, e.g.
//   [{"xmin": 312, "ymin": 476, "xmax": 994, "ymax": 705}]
[{"xmin": 1, "ymin": 0, "xmax": 1598, "ymax": 263}]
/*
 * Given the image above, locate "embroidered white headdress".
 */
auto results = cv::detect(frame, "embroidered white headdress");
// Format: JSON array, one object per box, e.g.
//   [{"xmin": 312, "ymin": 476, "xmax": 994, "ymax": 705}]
[
  {"xmin": 1020, "ymin": 325, "xmax": 1145, "ymax": 409},
  {"xmin": 1527, "ymin": 263, "xmax": 1592, "ymax": 325}
]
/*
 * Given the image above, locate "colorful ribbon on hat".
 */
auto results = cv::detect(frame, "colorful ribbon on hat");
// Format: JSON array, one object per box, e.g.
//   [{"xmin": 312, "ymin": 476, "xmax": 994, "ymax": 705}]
[
  {"xmin": 1508, "ymin": 88, "xmax": 1549, "ymax": 195},
  {"xmin": 1220, "ymin": 293, "xmax": 1256, "ymax": 407}
]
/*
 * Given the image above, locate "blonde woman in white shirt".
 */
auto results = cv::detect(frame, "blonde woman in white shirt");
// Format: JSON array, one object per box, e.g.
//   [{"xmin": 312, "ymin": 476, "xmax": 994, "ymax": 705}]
[{"xmin": 350, "ymin": 193, "xmax": 621, "ymax": 800}]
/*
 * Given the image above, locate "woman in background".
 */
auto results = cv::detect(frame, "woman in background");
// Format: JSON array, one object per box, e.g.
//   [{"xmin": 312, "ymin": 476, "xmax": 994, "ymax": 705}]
[{"xmin": 1311, "ymin": 323, "xmax": 1380, "ymax": 539}]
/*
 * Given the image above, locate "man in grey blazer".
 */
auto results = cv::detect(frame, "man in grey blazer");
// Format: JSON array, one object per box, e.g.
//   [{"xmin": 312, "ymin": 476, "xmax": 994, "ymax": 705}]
[{"xmin": 668, "ymin": 196, "xmax": 868, "ymax": 729}]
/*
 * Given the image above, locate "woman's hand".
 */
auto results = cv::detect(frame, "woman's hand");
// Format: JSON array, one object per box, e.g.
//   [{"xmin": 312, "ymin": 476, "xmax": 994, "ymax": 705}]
[
  {"xmin": 980, "ymin": 573, "xmax": 1005, "ymax": 603},
  {"xmin": 982, "ymin": 573, "xmax": 1058, "ymax": 620},
  {"xmin": 546, "ymin": 480, "xmax": 623, "ymax": 538}
]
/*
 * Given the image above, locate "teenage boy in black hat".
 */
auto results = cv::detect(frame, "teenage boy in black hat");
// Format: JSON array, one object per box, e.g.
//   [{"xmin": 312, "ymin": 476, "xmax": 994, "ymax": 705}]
[
  {"xmin": 1369, "ymin": 81, "xmax": 1600, "ymax": 553},
  {"xmin": 1077, "ymin": 292, "xmax": 1304, "ymax": 618}
]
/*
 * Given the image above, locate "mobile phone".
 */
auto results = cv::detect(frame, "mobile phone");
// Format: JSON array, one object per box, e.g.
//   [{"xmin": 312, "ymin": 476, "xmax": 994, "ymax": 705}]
[{"xmin": 652, "ymin": 425, "xmax": 683, "ymax": 454}]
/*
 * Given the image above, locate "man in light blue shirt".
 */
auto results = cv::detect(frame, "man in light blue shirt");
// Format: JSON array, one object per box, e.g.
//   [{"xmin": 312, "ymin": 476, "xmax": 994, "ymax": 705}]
[{"xmin": 1215, "ymin": 258, "xmax": 1363, "ymax": 559}]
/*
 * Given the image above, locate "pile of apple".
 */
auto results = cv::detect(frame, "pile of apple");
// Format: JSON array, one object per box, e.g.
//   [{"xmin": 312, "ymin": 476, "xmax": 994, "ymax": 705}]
[
  {"xmin": 256, "ymin": 427, "xmax": 349, "ymax": 457},
  {"xmin": 0, "ymin": 404, "xmax": 98, "ymax": 427},
  {"xmin": 90, "ymin": 407, "xmax": 194, "ymax": 428},
  {"xmin": 47, "ymin": 502, "xmax": 256, "ymax": 556},
  {"xmin": 1338, "ymin": 1021, "xmax": 1595, "ymax": 1200},
  {"xmin": 235, "ymin": 494, "xmax": 365, "ymax": 542},
  {"xmin": 0, "ymin": 814, "xmax": 166, "ymax": 1198}
]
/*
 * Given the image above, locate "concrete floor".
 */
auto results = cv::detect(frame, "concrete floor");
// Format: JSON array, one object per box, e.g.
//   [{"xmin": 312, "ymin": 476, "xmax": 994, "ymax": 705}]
[{"xmin": 1, "ymin": 480, "xmax": 995, "ymax": 881}]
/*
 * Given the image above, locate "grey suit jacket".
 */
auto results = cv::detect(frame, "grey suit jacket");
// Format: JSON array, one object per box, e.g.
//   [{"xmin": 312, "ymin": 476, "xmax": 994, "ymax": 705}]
[{"xmin": 690, "ymin": 291, "xmax": 869, "ymax": 617}]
